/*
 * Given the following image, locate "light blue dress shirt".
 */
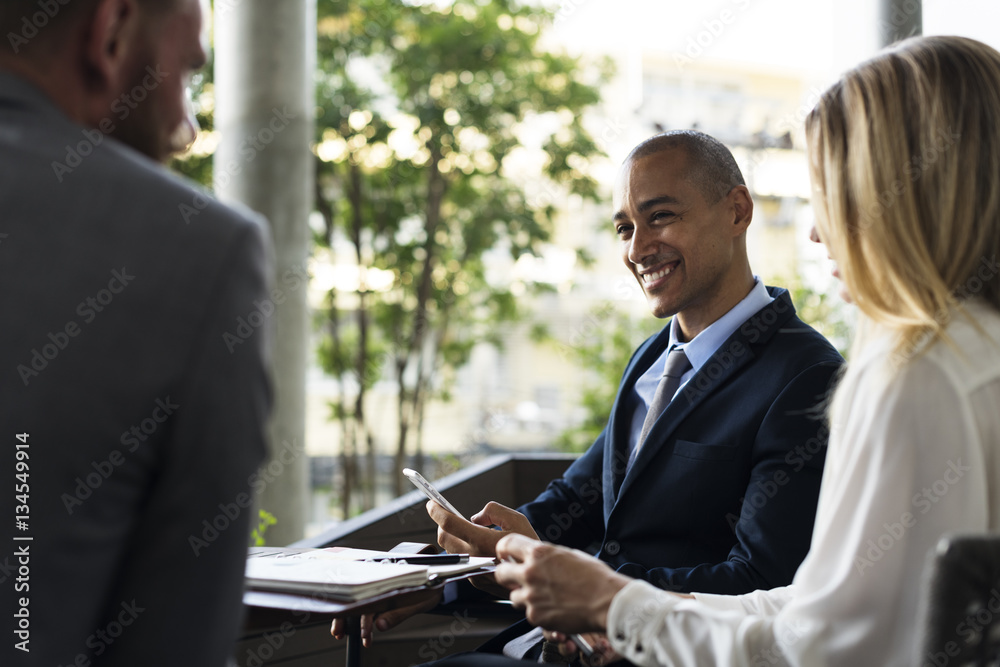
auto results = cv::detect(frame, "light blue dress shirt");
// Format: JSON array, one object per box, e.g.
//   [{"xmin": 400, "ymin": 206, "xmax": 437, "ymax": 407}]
[{"xmin": 627, "ymin": 279, "xmax": 774, "ymax": 452}]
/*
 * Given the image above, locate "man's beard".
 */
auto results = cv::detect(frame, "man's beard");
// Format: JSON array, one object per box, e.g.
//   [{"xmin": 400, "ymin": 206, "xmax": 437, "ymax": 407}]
[{"xmin": 108, "ymin": 56, "xmax": 171, "ymax": 163}]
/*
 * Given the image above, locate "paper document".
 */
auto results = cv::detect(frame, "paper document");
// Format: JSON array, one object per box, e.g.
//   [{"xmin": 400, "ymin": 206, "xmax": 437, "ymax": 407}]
[
  {"xmin": 245, "ymin": 547, "xmax": 495, "ymax": 600},
  {"xmin": 245, "ymin": 558, "xmax": 428, "ymax": 601}
]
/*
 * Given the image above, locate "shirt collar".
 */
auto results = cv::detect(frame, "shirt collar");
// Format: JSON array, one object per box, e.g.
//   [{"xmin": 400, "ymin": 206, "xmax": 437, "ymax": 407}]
[{"xmin": 667, "ymin": 278, "xmax": 773, "ymax": 373}]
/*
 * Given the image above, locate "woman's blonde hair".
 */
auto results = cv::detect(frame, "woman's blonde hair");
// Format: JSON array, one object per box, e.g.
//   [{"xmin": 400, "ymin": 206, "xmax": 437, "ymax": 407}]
[{"xmin": 806, "ymin": 36, "xmax": 1000, "ymax": 362}]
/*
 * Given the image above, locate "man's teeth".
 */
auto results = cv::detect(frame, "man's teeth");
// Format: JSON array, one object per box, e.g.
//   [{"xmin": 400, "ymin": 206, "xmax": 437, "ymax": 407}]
[{"xmin": 643, "ymin": 266, "xmax": 673, "ymax": 283}]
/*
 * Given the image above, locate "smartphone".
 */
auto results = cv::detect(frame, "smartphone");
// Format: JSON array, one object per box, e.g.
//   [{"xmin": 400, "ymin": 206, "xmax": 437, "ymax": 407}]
[
  {"xmin": 573, "ymin": 633, "xmax": 595, "ymax": 658},
  {"xmin": 405, "ymin": 469, "xmax": 590, "ymax": 656},
  {"xmin": 402, "ymin": 468, "xmax": 467, "ymax": 520}
]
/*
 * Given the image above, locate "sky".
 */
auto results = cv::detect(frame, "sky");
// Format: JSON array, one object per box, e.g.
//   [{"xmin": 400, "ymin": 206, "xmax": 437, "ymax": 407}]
[
  {"xmin": 535, "ymin": 0, "xmax": 1000, "ymax": 316},
  {"xmin": 547, "ymin": 0, "xmax": 1000, "ymax": 81}
]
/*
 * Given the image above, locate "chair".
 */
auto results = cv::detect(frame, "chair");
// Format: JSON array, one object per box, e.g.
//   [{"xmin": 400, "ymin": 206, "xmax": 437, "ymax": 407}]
[{"xmin": 915, "ymin": 534, "xmax": 1000, "ymax": 666}]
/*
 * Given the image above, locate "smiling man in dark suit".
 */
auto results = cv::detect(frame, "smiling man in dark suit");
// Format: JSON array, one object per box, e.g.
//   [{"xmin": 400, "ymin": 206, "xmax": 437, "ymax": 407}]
[{"xmin": 340, "ymin": 130, "xmax": 843, "ymax": 662}]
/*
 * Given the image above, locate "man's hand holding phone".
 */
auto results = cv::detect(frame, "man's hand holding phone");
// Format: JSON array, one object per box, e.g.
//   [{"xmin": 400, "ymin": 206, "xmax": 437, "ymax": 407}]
[
  {"xmin": 332, "ymin": 471, "xmax": 541, "ymax": 646},
  {"xmin": 401, "ymin": 468, "xmax": 539, "ymax": 559},
  {"xmin": 428, "ymin": 500, "xmax": 539, "ymax": 558},
  {"xmin": 427, "ymin": 500, "xmax": 539, "ymax": 599}
]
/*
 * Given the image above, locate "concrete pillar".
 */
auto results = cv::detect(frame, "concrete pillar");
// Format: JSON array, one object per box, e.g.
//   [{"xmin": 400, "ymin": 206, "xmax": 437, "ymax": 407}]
[
  {"xmin": 878, "ymin": 0, "xmax": 922, "ymax": 48},
  {"xmin": 214, "ymin": 0, "xmax": 316, "ymax": 545}
]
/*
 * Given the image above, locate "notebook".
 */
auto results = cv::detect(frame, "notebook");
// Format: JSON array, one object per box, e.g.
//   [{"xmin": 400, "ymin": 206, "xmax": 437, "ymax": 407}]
[
  {"xmin": 245, "ymin": 557, "xmax": 429, "ymax": 601},
  {"xmin": 244, "ymin": 547, "xmax": 495, "ymax": 600}
]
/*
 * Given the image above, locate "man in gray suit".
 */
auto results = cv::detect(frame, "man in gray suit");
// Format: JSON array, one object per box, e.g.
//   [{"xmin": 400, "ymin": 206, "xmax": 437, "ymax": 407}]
[{"xmin": 0, "ymin": 1, "xmax": 272, "ymax": 665}]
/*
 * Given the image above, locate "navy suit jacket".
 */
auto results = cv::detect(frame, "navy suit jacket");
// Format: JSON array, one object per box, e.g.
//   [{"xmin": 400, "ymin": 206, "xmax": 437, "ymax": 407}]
[{"xmin": 521, "ymin": 287, "xmax": 843, "ymax": 595}]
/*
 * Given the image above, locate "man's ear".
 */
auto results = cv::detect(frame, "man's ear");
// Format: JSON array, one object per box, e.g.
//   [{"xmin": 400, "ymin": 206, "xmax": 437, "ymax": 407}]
[
  {"xmin": 83, "ymin": 0, "xmax": 141, "ymax": 93},
  {"xmin": 728, "ymin": 184, "xmax": 753, "ymax": 235}
]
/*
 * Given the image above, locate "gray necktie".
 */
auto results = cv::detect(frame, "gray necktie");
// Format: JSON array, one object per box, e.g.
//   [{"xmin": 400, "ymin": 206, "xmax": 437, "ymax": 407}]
[{"xmin": 629, "ymin": 347, "xmax": 692, "ymax": 470}]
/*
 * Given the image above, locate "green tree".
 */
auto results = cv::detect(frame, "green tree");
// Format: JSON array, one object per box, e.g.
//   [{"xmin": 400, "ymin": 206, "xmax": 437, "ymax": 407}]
[
  {"xmin": 786, "ymin": 278, "xmax": 853, "ymax": 357},
  {"xmin": 314, "ymin": 0, "xmax": 611, "ymax": 506},
  {"xmin": 548, "ymin": 304, "xmax": 663, "ymax": 453}
]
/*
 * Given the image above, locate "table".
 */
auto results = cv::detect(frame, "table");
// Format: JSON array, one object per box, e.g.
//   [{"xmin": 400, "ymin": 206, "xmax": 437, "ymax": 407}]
[{"xmin": 243, "ymin": 570, "xmax": 492, "ymax": 667}]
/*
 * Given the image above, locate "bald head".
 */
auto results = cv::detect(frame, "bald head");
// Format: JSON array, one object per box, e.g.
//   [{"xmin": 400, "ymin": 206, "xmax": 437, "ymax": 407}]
[
  {"xmin": 625, "ymin": 130, "xmax": 745, "ymax": 205},
  {"xmin": 1, "ymin": 0, "xmax": 176, "ymax": 59}
]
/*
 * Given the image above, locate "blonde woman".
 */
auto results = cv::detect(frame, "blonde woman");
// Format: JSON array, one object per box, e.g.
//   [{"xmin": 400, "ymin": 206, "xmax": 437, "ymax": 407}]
[{"xmin": 484, "ymin": 35, "xmax": 1000, "ymax": 667}]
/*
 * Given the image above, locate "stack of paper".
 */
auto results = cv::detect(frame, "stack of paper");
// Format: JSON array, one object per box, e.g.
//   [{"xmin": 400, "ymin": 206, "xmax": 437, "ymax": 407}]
[
  {"xmin": 245, "ymin": 558, "xmax": 429, "ymax": 601},
  {"xmin": 245, "ymin": 547, "xmax": 497, "ymax": 602}
]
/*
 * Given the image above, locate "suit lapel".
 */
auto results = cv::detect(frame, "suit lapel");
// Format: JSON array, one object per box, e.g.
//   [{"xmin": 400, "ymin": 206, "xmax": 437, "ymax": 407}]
[
  {"xmin": 604, "ymin": 324, "xmax": 671, "ymax": 517},
  {"xmin": 613, "ymin": 289, "xmax": 798, "ymax": 503}
]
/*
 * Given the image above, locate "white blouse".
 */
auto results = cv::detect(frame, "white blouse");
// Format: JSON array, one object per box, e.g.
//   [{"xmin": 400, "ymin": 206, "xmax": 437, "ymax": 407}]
[{"xmin": 607, "ymin": 300, "xmax": 1000, "ymax": 666}]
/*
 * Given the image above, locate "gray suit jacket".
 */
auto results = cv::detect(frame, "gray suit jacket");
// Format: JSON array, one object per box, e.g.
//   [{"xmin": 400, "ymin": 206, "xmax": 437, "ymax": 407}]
[{"xmin": 0, "ymin": 73, "xmax": 271, "ymax": 666}]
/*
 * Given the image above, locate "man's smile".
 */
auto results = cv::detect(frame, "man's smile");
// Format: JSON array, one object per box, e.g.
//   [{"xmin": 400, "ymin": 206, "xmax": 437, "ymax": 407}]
[{"xmin": 638, "ymin": 260, "xmax": 681, "ymax": 288}]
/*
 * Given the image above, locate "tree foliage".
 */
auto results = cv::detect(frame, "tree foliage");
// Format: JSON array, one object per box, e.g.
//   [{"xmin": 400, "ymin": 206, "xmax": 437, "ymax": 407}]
[
  {"xmin": 169, "ymin": 59, "xmax": 215, "ymax": 186},
  {"xmin": 313, "ymin": 0, "xmax": 610, "ymax": 508},
  {"xmin": 787, "ymin": 279, "xmax": 853, "ymax": 357},
  {"xmin": 550, "ymin": 304, "xmax": 663, "ymax": 453}
]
